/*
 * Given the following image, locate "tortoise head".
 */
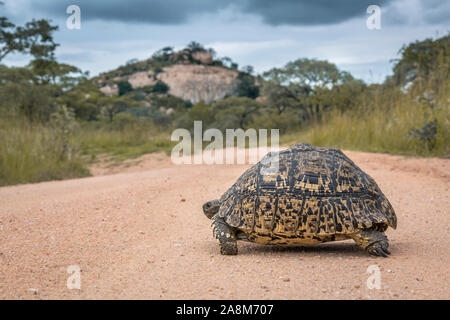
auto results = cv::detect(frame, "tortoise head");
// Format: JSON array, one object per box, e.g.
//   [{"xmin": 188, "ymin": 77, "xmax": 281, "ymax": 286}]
[{"xmin": 202, "ymin": 199, "xmax": 220, "ymax": 219}]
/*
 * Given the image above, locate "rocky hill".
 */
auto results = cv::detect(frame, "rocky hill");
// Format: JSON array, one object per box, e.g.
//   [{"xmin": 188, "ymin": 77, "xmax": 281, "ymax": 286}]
[{"xmin": 94, "ymin": 44, "xmax": 251, "ymax": 104}]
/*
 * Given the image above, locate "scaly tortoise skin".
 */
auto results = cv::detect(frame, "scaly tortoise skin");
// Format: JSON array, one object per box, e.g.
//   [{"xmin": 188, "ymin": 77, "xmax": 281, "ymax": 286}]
[{"xmin": 203, "ymin": 143, "xmax": 397, "ymax": 257}]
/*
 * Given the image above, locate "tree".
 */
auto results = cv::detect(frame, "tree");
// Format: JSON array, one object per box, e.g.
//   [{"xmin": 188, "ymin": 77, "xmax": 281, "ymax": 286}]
[
  {"xmin": 221, "ymin": 56, "xmax": 232, "ymax": 68},
  {"xmin": 207, "ymin": 47, "xmax": 216, "ymax": 59},
  {"xmin": 212, "ymin": 97, "xmax": 261, "ymax": 130},
  {"xmin": 264, "ymin": 58, "xmax": 353, "ymax": 88},
  {"xmin": 151, "ymin": 80, "xmax": 169, "ymax": 94},
  {"xmin": 237, "ymin": 73, "xmax": 259, "ymax": 99},
  {"xmin": 28, "ymin": 58, "xmax": 86, "ymax": 87},
  {"xmin": 0, "ymin": 17, "xmax": 58, "ymax": 62},
  {"xmin": 118, "ymin": 80, "xmax": 133, "ymax": 96},
  {"xmin": 391, "ymin": 35, "xmax": 449, "ymax": 85},
  {"xmin": 308, "ymin": 79, "xmax": 366, "ymax": 115},
  {"xmin": 241, "ymin": 65, "xmax": 255, "ymax": 75},
  {"xmin": 56, "ymin": 78, "xmax": 103, "ymax": 121},
  {"xmin": 175, "ymin": 101, "xmax": 214, "ymax": 130},
  {"xmin": 188, "ymin": 101, "xmax": 214, "ymax": 125},
  {"xmin": 100, "ymin": 96, "xmax": 137, "ymax": 122},
  {"xmin": 0, "ymin": 65, "xmax": 56, "ymax": 121},
  {"xmin": 187, "ymin": 41, "xmax": 205, "ymax": 52},
  {"xmin": 261, "ymin": 81, "xmax": 305, "ymax": 115},
  {"xmin": 152, "ymin": 46, "xmax": 174, "ymax": 61},
  {"xmin": 126, "ymin": 58, "xmax": 139, "ymax": 65}
]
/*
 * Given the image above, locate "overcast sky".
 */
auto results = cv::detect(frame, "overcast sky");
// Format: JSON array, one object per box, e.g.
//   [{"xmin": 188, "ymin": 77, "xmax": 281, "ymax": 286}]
[{"xmin": 2, "ymin": 0, "xmax": 449, "ymax": 83}]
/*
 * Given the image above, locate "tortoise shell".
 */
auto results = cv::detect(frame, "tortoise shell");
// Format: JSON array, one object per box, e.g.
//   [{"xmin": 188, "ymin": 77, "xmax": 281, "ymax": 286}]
[{"xmin": 218, "ymin": 143, "xmax": 397, "ymax": 244}]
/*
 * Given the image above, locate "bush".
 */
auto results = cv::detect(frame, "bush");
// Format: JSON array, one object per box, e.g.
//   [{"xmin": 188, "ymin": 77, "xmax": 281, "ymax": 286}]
[
  {"xmin": 237, "ymin": 73, "xmax": 259, "ymax": 99},
  {"xmin": 211, "ymin": 97, "xmax": 262, "ymax": 130},
  {"xmin": 111, "ymin": 113, "xmax": 138, "ymax": 130},
  {"xmin": 249, "ymin": 112, "xmax": 301, "ymax": 133},
  {"xmin": 151, "ymin": 80, "xmax": 169, "ymax": 94},
  {"xmin": 281, "ymin": 82, "xmax": 450, "ymax": 157},
  {"xmin": 118, "ymin": 80, "xmax": 133, "ymax": 96}
]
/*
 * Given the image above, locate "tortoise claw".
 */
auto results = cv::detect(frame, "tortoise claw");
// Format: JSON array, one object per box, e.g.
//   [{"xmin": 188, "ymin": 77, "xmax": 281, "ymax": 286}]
[
  {"xmin": 379, "ymin": 240, "xmax": 390, "ymax": 252},
  {"xmin": 368, "ymin": 243, "xmax": 390, "ymax": 257}
]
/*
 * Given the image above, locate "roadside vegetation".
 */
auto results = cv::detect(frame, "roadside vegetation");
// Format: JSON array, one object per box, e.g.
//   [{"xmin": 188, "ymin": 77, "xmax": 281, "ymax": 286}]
[
  {"xmin": 281, "ymin": 48, "xmax": 449, "ymax": 156},
  {"xmin": 0, "ymin": 10, "xmax": 448, "ymax": 186}
]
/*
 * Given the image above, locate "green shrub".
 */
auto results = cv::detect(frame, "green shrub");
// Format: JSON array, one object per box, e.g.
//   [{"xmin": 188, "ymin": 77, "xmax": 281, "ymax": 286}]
[
  {"xmin": 151, "ymin": 80, "xmax": 169, "ymax": 94},
  {"xmin": 118, "ymin": 80, "xmax": 133, "ymax": 96},
  {"xmin": 111, "ymin": 113, "xmax": 138, "ymax": 130},
  {"xmin": 281, "ymin": 82, "xmax": 449, "ymax": 157}
]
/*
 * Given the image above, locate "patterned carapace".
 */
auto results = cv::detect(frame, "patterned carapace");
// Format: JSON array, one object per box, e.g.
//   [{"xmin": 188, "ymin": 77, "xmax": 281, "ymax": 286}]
[{"xmin": 218, "ymin": 143, "xmax": 397, "ymax": 245}]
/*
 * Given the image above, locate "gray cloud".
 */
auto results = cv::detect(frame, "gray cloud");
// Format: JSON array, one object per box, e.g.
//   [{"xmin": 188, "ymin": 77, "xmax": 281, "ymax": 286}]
[
  {"xmin": 381, "ymin": 0, "xmax": 450, "ymax": 26},
  {"xmin": 420, "ymin": 0, "xmax": 450, "ymax": 24},
  {"xmin": 31, "ymin": 0, "xmax": 230, "ymax": 24},
  {"xmin": 241, "ymin": 0, "xmax": 393, "ymax": 25},
  {"xmin": 30, "ymin": 0, "xmax": 394, "ymax": 26}
]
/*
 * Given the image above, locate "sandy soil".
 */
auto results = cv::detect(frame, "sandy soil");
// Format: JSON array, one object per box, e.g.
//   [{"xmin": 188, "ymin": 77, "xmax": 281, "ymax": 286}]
[{"xmin": 0, "ymin": 149, "xmax": 449, "ymax": 300}]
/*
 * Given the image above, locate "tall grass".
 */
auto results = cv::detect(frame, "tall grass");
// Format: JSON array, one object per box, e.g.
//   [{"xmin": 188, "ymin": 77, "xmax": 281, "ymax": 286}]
[
  {"xmin": 1, "ymin": 55, "xmax": 448, "ymax": 187},
  {"xmin": 0, "ymin": 118, "xmax": 174, "ymax": 186},
  {"xmin": 0, "ymin": 118, "xmax": 89, "ymax": 186},
  {"xmin": 281, "ymin": 72, "xmax": 450, "ymax": 157},
  {"xmin": 75, "ymin": 121, "xmax": 174, "ymax": 162}
]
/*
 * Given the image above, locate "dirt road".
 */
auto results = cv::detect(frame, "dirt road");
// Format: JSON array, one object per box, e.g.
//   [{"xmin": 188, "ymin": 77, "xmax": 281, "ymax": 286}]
[{"xmin": 0, "ymin": 149, "xmax": 449, "ymax": 299}]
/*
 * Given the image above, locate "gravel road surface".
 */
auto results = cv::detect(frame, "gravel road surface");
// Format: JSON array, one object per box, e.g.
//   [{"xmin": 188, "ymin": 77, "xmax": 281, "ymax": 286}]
[{"xmin": 0, "ymin": 149, "xmax": 449, "ymax": 299}]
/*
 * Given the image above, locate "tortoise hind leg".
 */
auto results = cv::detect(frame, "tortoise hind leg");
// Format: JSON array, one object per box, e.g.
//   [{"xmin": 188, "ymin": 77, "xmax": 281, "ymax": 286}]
[
  {"xmin": 212, "ymin": 214, "xmax": 238, "ymax": 255},
  {"xmin": 351, "ymin": 229, "xmax": 390, "ymax": 257}
]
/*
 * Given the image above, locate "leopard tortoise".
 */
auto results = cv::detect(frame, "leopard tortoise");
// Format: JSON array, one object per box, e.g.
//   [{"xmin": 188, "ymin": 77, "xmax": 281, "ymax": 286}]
[{"xmin": 203, "ymin": 143, "xmax": 397, "ymax": 257}]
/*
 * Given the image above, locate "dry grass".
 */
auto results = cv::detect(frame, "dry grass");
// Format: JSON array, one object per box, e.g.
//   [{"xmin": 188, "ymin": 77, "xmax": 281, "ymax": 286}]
[
  {"xmin": 0, "ymin": 119, "xmax": 89, "ymax": 186},
  {"xmin": 282, "ymin": 74, "xmax": 450, "ymax": 157}
]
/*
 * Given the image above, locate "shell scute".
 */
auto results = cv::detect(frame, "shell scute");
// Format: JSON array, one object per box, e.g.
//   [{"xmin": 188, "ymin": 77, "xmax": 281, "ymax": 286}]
[{"xmin": 218, "ymin": 143, "xmax": 397, "ymax": 241}]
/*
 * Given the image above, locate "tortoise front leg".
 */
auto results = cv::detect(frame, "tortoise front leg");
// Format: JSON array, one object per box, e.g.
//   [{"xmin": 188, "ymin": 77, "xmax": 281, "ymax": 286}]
[
  {"xmin": 212, "ymin": 214, "xmax": 238, "ymax": 255},
  {"xmin": 351, "ymin": 229, "xmax": 390, "ymax": 257}
]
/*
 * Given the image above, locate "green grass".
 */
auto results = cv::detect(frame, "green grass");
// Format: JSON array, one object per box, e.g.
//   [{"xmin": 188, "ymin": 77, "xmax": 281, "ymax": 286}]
[
  {"xmin": 281, "ymin": 81, "xmax": 450, "ymax": 157},
  {"xmin": 1, "ymin": 69, "xmax": 448, "ymax": 187},
  {"xmin": 75, "ymin": 121, "xmax": 174, "ymax": 162},
  {"xmin": 0, "ymin": 119, "xmax": 175, "ymax": 186},
  {"xmin": 0, "ymin": 119, "xmax": 90, "ymax": 186}
]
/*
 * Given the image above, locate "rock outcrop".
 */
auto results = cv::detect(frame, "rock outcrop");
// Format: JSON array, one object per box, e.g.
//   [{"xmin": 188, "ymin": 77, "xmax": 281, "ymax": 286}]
[
  {"xmin": 100, "ymin": 64, "xmax": 240, "ymax": 104},
  {"xmin": 127, "ymin": 71, "xmax": 156, "ymax": 88},
  {"xmin": 192, "ymin": 51, "xmax": 213, "ymax": 65},
  {"xmin": 158, "ymin": 64, "xmax": 239, "ymax": 104}
]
